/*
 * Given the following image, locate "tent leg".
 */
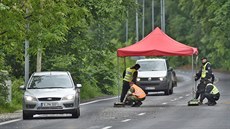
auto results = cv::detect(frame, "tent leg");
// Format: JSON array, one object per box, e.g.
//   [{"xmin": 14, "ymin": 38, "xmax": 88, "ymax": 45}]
[
  {"xmin": 117, "ymin": 57, "xmax": 120, "ymax": 102},
  {"xmin": 124, "ymin": 57, "xmax": 126, "ymax": 70}
]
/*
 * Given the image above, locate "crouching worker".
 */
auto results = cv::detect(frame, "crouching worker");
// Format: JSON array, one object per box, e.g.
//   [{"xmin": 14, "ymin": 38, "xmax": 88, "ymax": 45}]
[
  {"xmin": 126, "ymin": 82, "xmax": 146, "ymax": 107},
  {"xmin": 203, "ymin": 79, "xmax": 220, "ymax": 106}
]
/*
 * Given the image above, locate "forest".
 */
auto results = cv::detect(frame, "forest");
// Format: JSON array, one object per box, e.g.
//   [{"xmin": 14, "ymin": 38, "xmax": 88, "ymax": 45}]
[{"xmin": 0, "ymin": 0, "xmax": 229, "ymax": 112}]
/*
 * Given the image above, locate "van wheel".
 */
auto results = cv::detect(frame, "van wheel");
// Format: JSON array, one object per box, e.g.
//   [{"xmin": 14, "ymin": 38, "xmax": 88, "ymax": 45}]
[
  {"xmin": 169, "ymin": 87, "xmax": 173, "ymax": 94},
  {"xmin": 164, "ymin": 89, "xmax": 170, "ymax": 95},
  {"xmin": 144, "ymin": 90, "xmax": 148, "ymax": 95}
]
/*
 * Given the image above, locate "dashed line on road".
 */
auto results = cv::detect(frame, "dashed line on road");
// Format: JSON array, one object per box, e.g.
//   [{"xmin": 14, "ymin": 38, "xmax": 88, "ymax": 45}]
[
  {"xmin": 138, "ymin": 113, "xmax": 146, "ymax": 116},
  {"xmin": 162, "ymin": 102, "xmax": 167, "ymax": 105},
  {"xmin": 102, "ymin": 126, "xmax": 112, "ymax": 129},
  {"xmin": 121, "ymin": 119, "xmax": 131, "ymax": 122},
  {"xmin": 171, "ymin": 98, "xmax": 177, "ymax": 101},
  {"xmin": 179, "ymin": 96, "xmax": 183, "ymax": 99},
  {"xmin": 186, "ymin": 94, "xmax": 190, "ymax": 97}
]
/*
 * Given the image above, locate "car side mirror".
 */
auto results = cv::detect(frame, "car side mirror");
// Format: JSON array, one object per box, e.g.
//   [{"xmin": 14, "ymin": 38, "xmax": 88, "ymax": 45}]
[
  {"xmin": 19, "ymin": 85, "xmax": 26, "ymax": 90},
  {"xmin": 75, "ymin": 84, "xmax": 82, "ymax": 88}
]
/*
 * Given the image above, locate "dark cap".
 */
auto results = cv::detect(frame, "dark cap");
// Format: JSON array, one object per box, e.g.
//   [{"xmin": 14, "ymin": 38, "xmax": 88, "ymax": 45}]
[
  {"xmin": 134, "ymin": 64, "xmax": 140, "ymax": 69},
  {"xmin": 201, "ymin": 57, "xmax": 207, "ymax": 60}
]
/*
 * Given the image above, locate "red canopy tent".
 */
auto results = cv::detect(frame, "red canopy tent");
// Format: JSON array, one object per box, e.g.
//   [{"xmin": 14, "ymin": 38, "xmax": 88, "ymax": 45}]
[
  {"xmin": 117, "ymin": 27, "xmax": 198, "ymax": 57},
  {"xmin": 115, "ymin": 27, "xmax": 199, "ymax": 103}
]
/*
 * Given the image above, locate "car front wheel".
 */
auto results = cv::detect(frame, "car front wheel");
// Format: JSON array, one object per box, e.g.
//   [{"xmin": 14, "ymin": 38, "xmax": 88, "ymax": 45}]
[
  {"xmin": 23, "ymin": 111, "xmax": 33, "ymax": 120},
  {"xmin": 72, "ymin": 107, "xmax": 80, "ymax": 118}
]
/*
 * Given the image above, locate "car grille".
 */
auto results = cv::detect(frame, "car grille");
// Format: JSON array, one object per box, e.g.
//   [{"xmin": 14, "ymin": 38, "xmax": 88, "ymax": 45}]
[
  {"xmin": 37, "ymin": 106, "xmax": 63, "ymax": 109},
  {"xmin": 38, "ymin": 97, "xmax": 61, "ymax": 101},
  {"xmin": 139, "ymin": 78, "xmax": 159, "ymax": 81}
]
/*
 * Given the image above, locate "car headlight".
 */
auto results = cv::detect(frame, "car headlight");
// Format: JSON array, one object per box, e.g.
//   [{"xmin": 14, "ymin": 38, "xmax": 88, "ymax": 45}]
[
  {"xmin": 62, "ymin": 95, "xmax": 75, "ymax": 100},
  {"xmin": 24, "ymin": 95, "xmax": 37, "ymax": 102},
  {"xmin": 159, "ymin": 77, "xmax": 166, "ymax": 81},
  {"xmin": 137, "ymin": 78, "xmax": 140, "ymax": 81}
]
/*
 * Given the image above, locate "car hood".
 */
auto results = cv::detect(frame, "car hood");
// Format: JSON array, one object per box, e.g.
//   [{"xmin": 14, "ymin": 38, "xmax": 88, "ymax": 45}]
[
  {"xmin": 25, "ymin": 88, "xmax": 75, "ymax": 98},
  {"xmin": 138, "ymin": 71, "xmax": 167, "ymax": 78}
]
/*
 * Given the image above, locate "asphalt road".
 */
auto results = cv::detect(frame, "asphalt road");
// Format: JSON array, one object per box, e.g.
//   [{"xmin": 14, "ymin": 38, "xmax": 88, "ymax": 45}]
[{"xmin": 0, "ymin": 70, "xmax": 230, "ymax": 129}]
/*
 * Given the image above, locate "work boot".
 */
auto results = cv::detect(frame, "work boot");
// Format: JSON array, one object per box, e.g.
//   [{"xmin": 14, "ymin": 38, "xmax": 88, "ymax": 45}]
[
  {"xmin": 205, "ymin": 101, "xmax": 211, "ymax": 105},
  {"xmin": 125, "ymin": 100, "xmax": 133, "ymax": 106},
  {"xmin": 198, "ymin": 101, "xmax": 203, "ymax": 105},
  {"xmin": 208, "ymin": 101, "xmax": 216, "ymax": 106},
  {"xmin": 132, "ymin": 101, "xmax": 142, "ymax": 107}
]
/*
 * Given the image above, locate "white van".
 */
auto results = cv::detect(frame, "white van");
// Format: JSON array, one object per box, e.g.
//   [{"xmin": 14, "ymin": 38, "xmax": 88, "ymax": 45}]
[{"xmin": 136, "ymin": 58, "xmax": 177, "ymax": 95}]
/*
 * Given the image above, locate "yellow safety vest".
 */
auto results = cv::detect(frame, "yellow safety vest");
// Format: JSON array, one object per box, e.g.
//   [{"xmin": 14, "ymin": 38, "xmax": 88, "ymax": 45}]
[
  {"xmin": 201, "ymin": 62, "xmax": 210, "ymax": 78},
  {"xmin": 131, "ymin": 84, "xmax": 146, "ymax": 99},
  {"xmin": 123, "ymin": 68, "xmax": 136, "ymax": 82},
  {"xmin": 207, "ymin": 83, "xmax": 219, "ymax": 95}
]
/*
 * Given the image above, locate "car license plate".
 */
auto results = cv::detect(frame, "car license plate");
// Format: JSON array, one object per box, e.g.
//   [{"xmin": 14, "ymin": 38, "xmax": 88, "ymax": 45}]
[
  {"xmin": 41, "ymin": 102, "xmax": 59, "ymax": 107},
  {"xmin": 145, "ymin": 87, "xmax": 155, "ymax": 90}
]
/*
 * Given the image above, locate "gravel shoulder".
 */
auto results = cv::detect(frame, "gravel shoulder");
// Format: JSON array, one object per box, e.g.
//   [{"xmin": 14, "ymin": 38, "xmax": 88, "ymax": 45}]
[{"xmin": 0, "ymin": 110, "xmax": 22, "ymax": 122}]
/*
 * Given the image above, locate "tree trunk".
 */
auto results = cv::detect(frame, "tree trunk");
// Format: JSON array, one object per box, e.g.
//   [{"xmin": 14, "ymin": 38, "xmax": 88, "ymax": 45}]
[{"xmin": 36, "ymin": 48, "xmax": 42, "ymax": 72}]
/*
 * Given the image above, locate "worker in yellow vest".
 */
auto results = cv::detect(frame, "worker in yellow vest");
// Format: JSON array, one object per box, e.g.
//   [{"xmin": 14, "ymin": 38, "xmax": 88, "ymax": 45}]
[
  {"xmin": 194, "ymin": 57, "xmax": 214, "ymax": 104},
  {"xmin": 126, "ymin": 82, "xmax": 146, "ymax": 107},
  {"xmin": 120, "ymin": 64, "xmax": 140, "ymax": 102},
  {"xmin": 203, "ymin": 79, "xmax": 220, "ymax": 106}
]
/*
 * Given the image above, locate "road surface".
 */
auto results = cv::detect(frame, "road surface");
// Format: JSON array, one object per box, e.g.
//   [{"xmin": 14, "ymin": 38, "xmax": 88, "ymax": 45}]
[{"xmin": 0, "ymin": 70, "xmax": 229, "ymax": 129}]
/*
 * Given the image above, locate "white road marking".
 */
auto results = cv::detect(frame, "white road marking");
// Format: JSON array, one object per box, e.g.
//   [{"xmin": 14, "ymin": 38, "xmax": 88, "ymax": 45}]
[
  {"xmin": 0, "ymin": 97, "xmax": 118, "ymax": 126},
  {"xmin": 0, "ymin": 119, "xmax": 21, "ymax": 126},
  {"xmin": 102, "ymin": 126, "xmax": 112, "ymax": 129},
  {"xmin": 186, "ymin": 94, "xmax": 190, "ymax": 96},
  {"xmin": 121, "ymin": 119, "xmax": 131, "ymax": 122},
  {"xmin": 171, "ymin": 98, "xmax": 177, "ymax": 101},
  {"xmin": 138, "ymin": 113, "xmax": 146, "ymax": 116},
  {"xmin": 80, "ymin": 97, "xmax": 117, "ymax": 106},
  {"xmin": 179, "ymin": 96, "xmax": 183, "ymax": 99},
  {"xmin": 162, "ymin": 102, "xmax": 167, "ymax": 105}
]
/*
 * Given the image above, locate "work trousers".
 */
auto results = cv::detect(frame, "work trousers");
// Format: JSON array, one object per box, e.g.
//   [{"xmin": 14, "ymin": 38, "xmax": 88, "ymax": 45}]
[
  {"xmin": 195, "ymin": 82, "xmax": 206, "ymax": 102},
  {"xmin": 120, "ymin": 81, "xmax": 130, "ymax": 102},
  {"xmin": 204, "ymin": 92, "xmax": 220, "ymax": 103},
  {"xmin": 127, "ymin": 95, "xmax": 145, "ymax": 103}
]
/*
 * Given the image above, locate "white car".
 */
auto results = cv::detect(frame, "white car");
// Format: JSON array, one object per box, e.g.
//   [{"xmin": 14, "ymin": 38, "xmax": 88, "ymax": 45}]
[
  {"xmin": 136, "ymin": 58, "xmax": 177, "ymax": 95},
  {"xmin": 20, "ymin": 71, "xmax": 82, "ymax": 119}
]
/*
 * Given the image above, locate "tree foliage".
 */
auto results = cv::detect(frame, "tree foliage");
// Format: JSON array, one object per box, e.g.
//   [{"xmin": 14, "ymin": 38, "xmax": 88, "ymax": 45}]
[{"xmin": 0, "ymin": 0, "xmax": 230, "ymax": 107}]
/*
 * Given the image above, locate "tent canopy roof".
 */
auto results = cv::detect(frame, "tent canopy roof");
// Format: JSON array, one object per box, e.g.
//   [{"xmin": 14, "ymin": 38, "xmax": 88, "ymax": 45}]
[{"xmin": 117, "ymin": 27, "xmax": 198, "ymax": 57}]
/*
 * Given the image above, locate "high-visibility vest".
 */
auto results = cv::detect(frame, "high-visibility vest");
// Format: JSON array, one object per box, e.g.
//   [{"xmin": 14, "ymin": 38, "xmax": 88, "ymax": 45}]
[
  {"xmin": 201, "ymin": 62, "xmax": 210, "ymax": 78},
  {"xmin": 207, "ymin": 83, "xmax": 219, "ymax": 95},
  {"xmin": 123, "ymin": 68, "xmax": 136, "ymax": 82},
  {"xmin": 131, "ymin": 84, "xmax": 146, "ymax": 99}
]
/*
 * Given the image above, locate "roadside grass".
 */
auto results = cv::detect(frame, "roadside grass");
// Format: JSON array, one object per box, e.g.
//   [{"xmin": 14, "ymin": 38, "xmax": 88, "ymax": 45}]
[{"xmin": 0, "ymin": 103, "xmax": 21, "ymax": 113}]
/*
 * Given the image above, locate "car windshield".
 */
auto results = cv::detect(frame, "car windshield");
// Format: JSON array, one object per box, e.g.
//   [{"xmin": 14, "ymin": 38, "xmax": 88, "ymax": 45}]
[
  {"xmin": 138, "ymin": 60, "xmax": 166, "ymax": 71},
  {"xmin": 27, "ymin": 75, "xmax": 73, "ymax": 89}
]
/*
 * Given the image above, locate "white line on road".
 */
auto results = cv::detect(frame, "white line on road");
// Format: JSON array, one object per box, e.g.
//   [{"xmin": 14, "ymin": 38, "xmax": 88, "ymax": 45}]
[
  {"xmin": 80, "ymin": 97, "xmax": 117, "ymax": 106},
  {"xmin": 171, "ymin": 98, "xmax": 177, "ymax": 101},
  {"xmin": 138, "ymin": 113, "xmax": 146, "ymax": 116},
  {"xmin": 121, "ymin": 119, "xmax": 131, "ymax": 122},
  {"xmin": 0, "ymin": 119, "xmax": 21, "ymax": 126},
  {"xmin": 186, "ymin": 94, "xmax": 190, "ymax": 96},
  {"xmin": 162, "ymin": 102, "xmax": 167, "ymax": 105},
  {"xmin": 179, "ymin": 96, "xmax": 183, "ymax": 99},
  {"xmin": 102, "ymin": 126, "xmax": 112, "ymax": 129}
]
